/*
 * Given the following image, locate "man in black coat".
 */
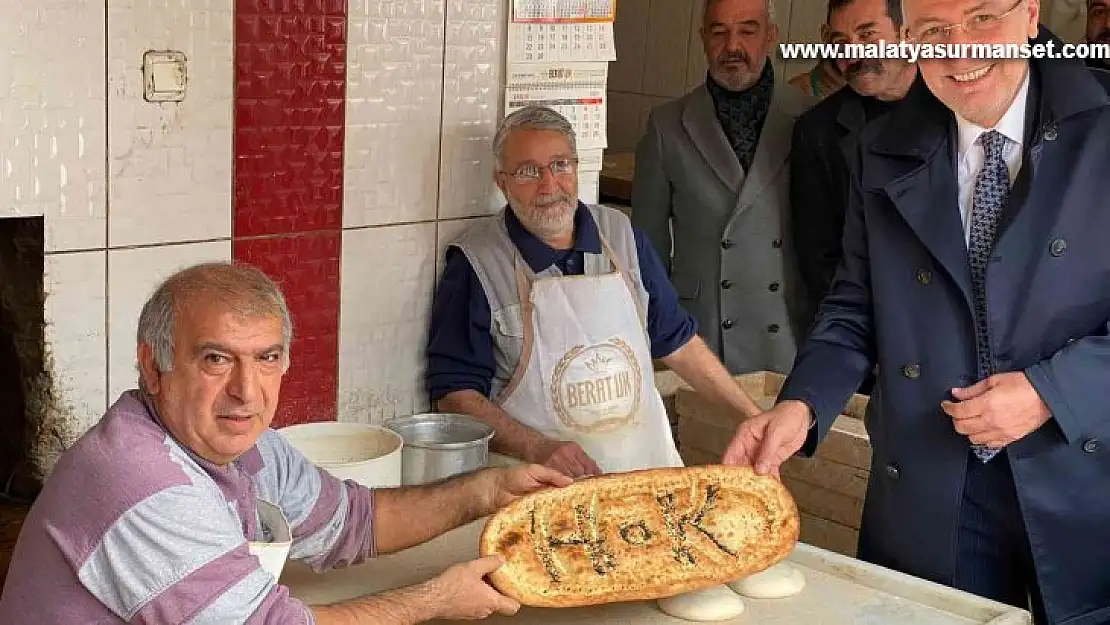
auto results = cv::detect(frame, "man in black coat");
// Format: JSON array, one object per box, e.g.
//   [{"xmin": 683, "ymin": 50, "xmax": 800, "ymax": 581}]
[
  {"xmin": 790, "ymin": 0, "xmax": 916, "ymax": 315},
  {"xmin": 789, "ymin": 0, "xmax": 917, "ymax": 393}
]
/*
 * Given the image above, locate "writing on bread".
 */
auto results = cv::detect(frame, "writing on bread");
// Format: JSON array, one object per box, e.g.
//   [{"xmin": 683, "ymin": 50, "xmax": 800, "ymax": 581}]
[{"xmin": 479, "ymin": 465, "xmax": 800, "ymax": 608}]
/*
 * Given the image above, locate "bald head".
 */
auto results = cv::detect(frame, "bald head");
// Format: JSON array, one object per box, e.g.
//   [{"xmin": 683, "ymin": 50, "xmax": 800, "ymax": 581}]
[{"xmin": 137, "ymin": 262, "xmax": 292, "ymax": 377}]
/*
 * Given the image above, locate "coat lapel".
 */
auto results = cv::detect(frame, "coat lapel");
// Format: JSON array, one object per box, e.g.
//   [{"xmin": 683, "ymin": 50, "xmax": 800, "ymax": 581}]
[
  {"xmin": 883, "ymin": 157, "xmax": 974, "ymax": 310},
  {"xmin": 866, "ymin": 77, "xmax": 975, "ymax": 310},
  {"xmin": 834, "ymin": 95, "xmax": 866, "ymax": 160},
  {"xmin": 681, "ymin": 85, "xmax": 744, "ymax": 193},
  {"xmin": 723, "ymin": 80, "xmax": 812, "ymax": 219},
  {"xmin": 733, "ymin": 82, "xmax": 798, "ymax": 210}
]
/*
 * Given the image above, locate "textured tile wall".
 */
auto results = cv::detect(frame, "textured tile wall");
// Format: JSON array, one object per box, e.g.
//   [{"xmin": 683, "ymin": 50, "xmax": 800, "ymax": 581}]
[
  {"xmin": 437, "ymin": 0, "xmax": 507, "ymax": 220},
  {"xmin": 44, "ymin": 251, "xmax": 108, "ymax": 436},
  {"xmin": 234, "ymin": 0, "xmax": 347, "ymax": 238},
  {"xmin": 343, "ymin": 0, "xmax": 445, "ymax": 227},
  {"xmin": 1, "ymin": 0, "xmax": 107, "ymax": 252},
  {"xmin": 108, "ymin": 0, "xmax": 235, "ymax": 247},
  {"xmin": 6, "ymin": 0, "xmax": 620, "ymax": 438},
  {"xmin": 338, "ymin": 223, "xmax": 436, "ymax": 423},
  {"xmin": 234, "ymin": 0, "xmax": 348, "ymax": 426}
]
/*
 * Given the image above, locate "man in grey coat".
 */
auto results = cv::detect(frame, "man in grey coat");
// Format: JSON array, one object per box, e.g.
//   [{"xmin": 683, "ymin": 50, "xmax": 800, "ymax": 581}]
[{"xmin": 631, "ymin": 0, "xmax": 816, "ymax": 376}]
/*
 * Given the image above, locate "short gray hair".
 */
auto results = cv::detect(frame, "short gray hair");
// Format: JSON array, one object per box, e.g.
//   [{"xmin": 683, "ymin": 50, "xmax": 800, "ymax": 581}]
[
  {"xmin": 136, "ymin": 261, "xmax": 293, "ymax": 383},
  {"xmin": 703, "ymin": 0, "xmax": 777, "ymax": 25},
  {"xmin": 492, "ymin": 106, "xmax": 577, "ymax": 169}
]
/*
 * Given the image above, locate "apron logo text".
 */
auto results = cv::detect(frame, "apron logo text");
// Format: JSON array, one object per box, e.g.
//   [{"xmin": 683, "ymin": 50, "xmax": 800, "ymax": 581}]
[
  {"xmin": 551, "ymin": 338, "xmax": 643, "ymax": 433},
  {"xmin": 564, "ymin": 371, "xmax": 634, "ymax": 409}
]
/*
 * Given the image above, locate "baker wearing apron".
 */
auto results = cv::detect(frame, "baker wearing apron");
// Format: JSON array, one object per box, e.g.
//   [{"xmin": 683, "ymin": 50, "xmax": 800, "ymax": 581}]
[
  {"xmin": 452, "ymin": 204, "xmax": 683, "ymax": 473},
  {"xmin": 429, "ymin": 105, "xmax": 765, "ymax": 478}
]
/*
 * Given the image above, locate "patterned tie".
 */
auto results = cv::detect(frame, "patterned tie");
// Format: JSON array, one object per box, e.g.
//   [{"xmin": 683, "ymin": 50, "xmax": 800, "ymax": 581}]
[{"xmin": 967, "ymin": 130, "xmax": 1009, "ymax": 462}]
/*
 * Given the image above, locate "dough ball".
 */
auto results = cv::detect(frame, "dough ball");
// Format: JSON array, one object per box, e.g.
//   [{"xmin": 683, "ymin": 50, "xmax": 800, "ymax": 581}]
[
  {"xmin": 656, "ymin": 584, "xmax": 745, "ymax": 621},
  {"xmin": 728, "ymin": 562, "xmax": 806, "ymax": 599}
]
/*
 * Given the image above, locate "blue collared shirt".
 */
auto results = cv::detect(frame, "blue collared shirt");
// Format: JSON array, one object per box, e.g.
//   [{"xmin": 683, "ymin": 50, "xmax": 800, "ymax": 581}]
[{"xmin": 426, "ymin": 202, "xmax": 698, "ymax": 401}]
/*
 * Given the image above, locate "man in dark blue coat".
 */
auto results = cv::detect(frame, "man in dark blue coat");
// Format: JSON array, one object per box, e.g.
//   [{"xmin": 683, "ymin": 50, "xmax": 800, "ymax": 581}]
[{"xmin": 723, "ymin": 3, "xmax": 1110, "ymax": 623}]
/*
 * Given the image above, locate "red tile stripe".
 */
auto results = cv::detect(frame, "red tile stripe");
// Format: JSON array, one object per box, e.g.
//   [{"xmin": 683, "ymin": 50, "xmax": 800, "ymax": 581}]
[{"xmin": 233, "ymin": 0, "xmax": 346, "ymax": 425}]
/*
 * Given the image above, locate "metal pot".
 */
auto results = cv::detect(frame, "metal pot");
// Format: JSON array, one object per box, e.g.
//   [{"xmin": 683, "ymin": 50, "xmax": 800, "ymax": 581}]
[{"xmin": 384, "ymin": 413, "xmax": 496, "ymax": 485}]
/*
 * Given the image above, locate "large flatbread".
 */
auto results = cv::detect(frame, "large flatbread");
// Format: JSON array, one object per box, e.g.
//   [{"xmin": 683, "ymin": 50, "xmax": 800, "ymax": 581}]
[{"xmin": 479, "ymin": 465, "xmax": 799, "ymax": 608}]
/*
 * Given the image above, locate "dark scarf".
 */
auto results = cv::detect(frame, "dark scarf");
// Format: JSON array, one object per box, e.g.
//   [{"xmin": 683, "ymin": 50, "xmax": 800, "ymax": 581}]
[{"xmin": 706, "ymin": 61, "xmax": 775, "ymax": 172}]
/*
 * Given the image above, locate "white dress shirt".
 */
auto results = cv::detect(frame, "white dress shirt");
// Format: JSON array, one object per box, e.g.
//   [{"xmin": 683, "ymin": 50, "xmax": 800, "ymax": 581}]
[{"xmin": 954, "ymin": 70, "xmax": 1031, "ymax": 246}]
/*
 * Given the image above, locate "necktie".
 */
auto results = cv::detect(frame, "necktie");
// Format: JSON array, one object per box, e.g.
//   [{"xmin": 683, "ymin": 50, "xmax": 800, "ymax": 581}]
[{"xmin": 967, "ymin": 130, "xmax": 1009, "ymax": 463}]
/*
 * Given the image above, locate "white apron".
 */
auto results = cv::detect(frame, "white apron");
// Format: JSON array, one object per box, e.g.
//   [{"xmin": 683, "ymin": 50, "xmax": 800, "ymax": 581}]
[{"xmin": 496, "ymin": 233, "xmax": 684, "ymax": 473}]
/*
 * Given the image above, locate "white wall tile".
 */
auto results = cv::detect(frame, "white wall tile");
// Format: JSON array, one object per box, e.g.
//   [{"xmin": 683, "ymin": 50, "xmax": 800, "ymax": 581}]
[
  {"xmin": 107, "ymin": 0, "xmax": 234, "ymax": 247},
  {"xmin": 0, "ymin": 0, "xmax": 107, "ymax": 252},
  {"xmin": 45, "ymin": 251, "xmax": 108, "ymax": 438},
  {"xmin": 107, "ymin": 241, "xmax": 232, "ymax": 401},
  {"xmin": 344, "ymin": 0, "xmax": 446, "ymax": 228},
  {"xmin": 338, "ymin": 224, "xmax": 436, "ymax": 424},
  {"xmin": 437, "ymin": 0, "xmax": 507, "ymax": 220}
]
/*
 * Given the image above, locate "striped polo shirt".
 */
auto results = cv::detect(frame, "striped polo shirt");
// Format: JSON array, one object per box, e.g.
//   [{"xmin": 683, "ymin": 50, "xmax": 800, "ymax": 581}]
[{"xmin": 0, "ymin": 390, "xmax": 376, "ymax": 623}]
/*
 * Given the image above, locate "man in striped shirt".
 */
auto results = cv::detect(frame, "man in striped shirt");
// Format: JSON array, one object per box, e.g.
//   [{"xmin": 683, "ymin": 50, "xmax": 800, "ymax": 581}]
[{"xmin": 0, "ymin": 262, "xmax": 570, "ymax": 624}]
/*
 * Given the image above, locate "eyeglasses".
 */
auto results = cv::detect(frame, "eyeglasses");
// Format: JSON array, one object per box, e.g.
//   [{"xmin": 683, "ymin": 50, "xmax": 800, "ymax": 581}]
[
  {"xmin": 905, "ymin": 0, "xmax": 1024, "ymax": 44},
  {"xmin": 501, "ymin": 157, "xmax": 578, "ymax": 184}
]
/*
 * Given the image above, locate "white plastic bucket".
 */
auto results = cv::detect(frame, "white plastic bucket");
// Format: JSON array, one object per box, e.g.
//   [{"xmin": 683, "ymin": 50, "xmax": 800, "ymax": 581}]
[{"xmin": 278, "ymin": 422, "xmax": 404, "ymax": 489}]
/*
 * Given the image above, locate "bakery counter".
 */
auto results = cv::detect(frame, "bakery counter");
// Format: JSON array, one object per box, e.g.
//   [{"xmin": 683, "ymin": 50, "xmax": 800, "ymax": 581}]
[{"xmin": 282, "ymin": 518, "xmax": 1030, "ymax": 624}]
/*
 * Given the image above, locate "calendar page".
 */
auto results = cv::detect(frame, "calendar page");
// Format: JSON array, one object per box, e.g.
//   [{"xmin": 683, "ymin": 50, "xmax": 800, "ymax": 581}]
[
  {"xmin": 508, "ymin": 22, "xmax": 616, "ymax": 63},
  {"xmin": 504, "ymin": 62, "xmax": 609, "ymax": 151},
  {"xmin": 512, "ymin": 0, "xmax": 617, "ymax": 23}
]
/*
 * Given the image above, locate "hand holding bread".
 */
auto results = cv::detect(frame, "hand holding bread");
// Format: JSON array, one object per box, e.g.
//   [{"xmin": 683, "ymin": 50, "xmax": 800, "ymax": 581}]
[
  {"xmin": 722, "ymin": 400, "xmax": 812, "ymax": 477},
  {"xmin": 530, "ymin": 439, "xmax": 601, "ymax": 478},
  {"xmin": 421, "ymin": 555, "xmax": 522, "ymax": 620},
  {"xmin": 488, "ymin": 463, "xmax": 575, "ymax": 510}
]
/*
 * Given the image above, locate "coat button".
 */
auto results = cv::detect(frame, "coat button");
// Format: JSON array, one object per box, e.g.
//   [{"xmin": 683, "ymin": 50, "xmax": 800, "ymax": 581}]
[
  {"xmin": 767, "ymin": 324, "xmax": 780, "ymax": 333},
  {"xmin": 1049, "ymin": 238, "xmax": 1066, "ymax": 256},
  {"xmin": 1083, "ymin": 438, "xmax": 1100, "ymax": 453},
  {"xmin": 722, "ymin": 239, "xmax": 734, "ymax": 249},
  {"xmin": 916, "ymin": 268, "xmax": 932, "ymax": 284},
  {"xmin": 722, "ymin": 318, "xmax": 734, "ymax": 329},
  {"xmin": 772, "ymin": 239, "xmax": 782, "ymax": 249},
  {"xmin": 721, "ymin": 279, "xmax": 733, "ymax": 289},
  {"xmin": 768, "ymin": 282, "xmax": 780, "ymax": 292},
  {"xmin": 902, "ymin": 364, "xmax": 920, "ymax": 378},
  {"xmin": 885, "ymin": 464, "xmax": 900, "ymax": 479},
  {"xmin": 1043, "ymin": 122, "xmax": 1058, "ymax": 141}
]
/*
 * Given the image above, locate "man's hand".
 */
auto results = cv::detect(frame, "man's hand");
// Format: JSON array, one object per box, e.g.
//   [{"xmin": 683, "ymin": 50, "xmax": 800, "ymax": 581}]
[
  {"xmin": 422, "ymin": 556, "xmax": 521, "ymax": 620},
  {"xmin": 487, "ymin": 464, "xmax": 573, "ymax": 510},
  {"xmin": 529, "ymin": 439, "xmax": 601, "ymax": 478},
  {"xmin": 942, "ymin": 372, "xmax": 1051, "ymax": 448},
  {"xmin": 312, "ymin": 556, "xmax": 520, "ymax": 624},
  {"xmin": 721, "ymin": 400, "xmax": 812, "ymax": 478}
]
